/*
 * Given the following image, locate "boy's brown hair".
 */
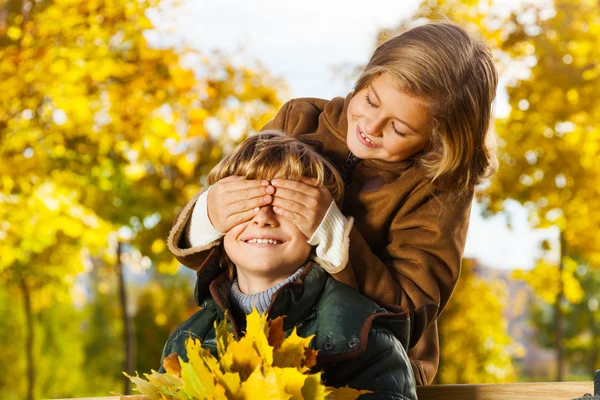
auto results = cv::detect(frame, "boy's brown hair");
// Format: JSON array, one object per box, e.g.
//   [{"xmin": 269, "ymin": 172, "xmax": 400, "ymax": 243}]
[
  {"xmin": 354, "ymin": 22, "xmax": 499, "ymax": 196},
  {"xmin": 207, "ymin": 130, "xmax": 345, "ymax": 277}
]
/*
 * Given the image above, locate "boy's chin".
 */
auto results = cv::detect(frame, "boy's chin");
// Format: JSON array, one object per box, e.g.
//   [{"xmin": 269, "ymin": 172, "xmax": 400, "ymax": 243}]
[{"xmin": 235, "ymin": 263, "xmax": 302, "ymax": 278}]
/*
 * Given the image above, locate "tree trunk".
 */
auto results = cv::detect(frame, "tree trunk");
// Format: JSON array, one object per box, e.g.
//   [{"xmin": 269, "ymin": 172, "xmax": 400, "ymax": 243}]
[
  {"xmin": 20, "ymin": 0, "xmax": 31, "ymax": 26},
  {"xmin": 555, "ymin": 231, "xmax": 565, "ymax": 381},
  {"xmin": 589, "ymin": 309, "xmax": 598, "ymax": 373},
  {"xmin": 117, "ymin": 241, "xmax": 135, "ymax": 395},
  {"xmin": 21, "ymin": 277, "xmax": 35, "ymax": 400}
]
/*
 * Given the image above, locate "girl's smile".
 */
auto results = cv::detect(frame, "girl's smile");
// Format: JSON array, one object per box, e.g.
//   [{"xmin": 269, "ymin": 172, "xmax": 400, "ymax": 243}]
[{"xmin": 356, "ymin": 125, "xmax": 379, "ymax": 148}]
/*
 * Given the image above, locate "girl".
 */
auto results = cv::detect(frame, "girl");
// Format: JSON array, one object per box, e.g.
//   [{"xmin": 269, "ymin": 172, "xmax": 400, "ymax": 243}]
[{"xmin": 168, "ymin": 22, "xmax": 498, "ymax": 385}]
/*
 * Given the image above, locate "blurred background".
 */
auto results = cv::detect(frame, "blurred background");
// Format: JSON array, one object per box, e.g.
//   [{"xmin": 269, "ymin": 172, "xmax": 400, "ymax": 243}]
[{"xmin": 1, "ymin": 0, "xmax": 599, "ymax": 398}]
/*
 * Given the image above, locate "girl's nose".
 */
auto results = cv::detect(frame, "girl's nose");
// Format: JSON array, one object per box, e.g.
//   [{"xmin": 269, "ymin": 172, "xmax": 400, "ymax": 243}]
[
  {"xmin": 365, "ymin": 114, "xmax": 385, "ymax": 137},
  {"xmin": 252, "ymin": 205, "xmax": 279, "ymax": 228}
]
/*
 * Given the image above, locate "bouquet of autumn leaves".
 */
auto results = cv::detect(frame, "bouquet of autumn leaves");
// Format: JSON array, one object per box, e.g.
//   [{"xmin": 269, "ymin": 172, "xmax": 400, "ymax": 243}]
[{"xmin": 124, "ymin": 309, "xmax": 369, "ymax": 400}]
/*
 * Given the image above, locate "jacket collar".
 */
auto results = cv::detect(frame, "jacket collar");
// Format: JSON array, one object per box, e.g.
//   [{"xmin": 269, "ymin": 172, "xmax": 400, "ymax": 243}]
[{"xmin": 197, "ymin": 261, "xmax": 326, "ymax": 332}]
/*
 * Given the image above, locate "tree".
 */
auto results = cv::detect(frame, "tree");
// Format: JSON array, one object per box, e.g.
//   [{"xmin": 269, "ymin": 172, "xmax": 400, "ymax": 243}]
[
  {"xmin": 0, "ymin": 0, "xmax": 283, "ymax": 396},
  {"xmin": 133, "ymin": 272, "xmax": 197, "ymax": 375},
  {"xmin": 480, "ymin": 0, "xmax": 600, "ymax": 380},
  {"xmin": 437, "ymin": 259, "xmax": 516, "ymax": 383},
  {"xmin": 519, "ymin": 259, "xmax": 600, "ymax": 379}
]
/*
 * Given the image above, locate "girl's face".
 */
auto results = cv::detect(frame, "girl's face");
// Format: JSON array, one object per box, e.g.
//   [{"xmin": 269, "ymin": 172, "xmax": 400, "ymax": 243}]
[{"xmin": 346, "ymin": 72, "xmax": 431, "ymax": 162}]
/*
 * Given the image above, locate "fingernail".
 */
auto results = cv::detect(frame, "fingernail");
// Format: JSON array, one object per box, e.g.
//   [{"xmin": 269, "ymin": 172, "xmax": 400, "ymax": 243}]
[
  {"xmin": 273, "ymin": 206, "xmax": 280, "ymax": 212},
  {"xmin": 261, "ymin": 180, "xmax": 269, "ymax": 186},
  {"xmin": 253, "ymin": 207, "xmax": 260, "ymax": 213},
  {"xmin": 265, "ymin": 186, "xmax": 275, "ymax": 194},
  {"xmin": 263, "ymin": 195, "xmax": 271, "ymax": 202},
  {"xmin": 271, "ymin": 179, "xmax": 279, "ymax": 185}
]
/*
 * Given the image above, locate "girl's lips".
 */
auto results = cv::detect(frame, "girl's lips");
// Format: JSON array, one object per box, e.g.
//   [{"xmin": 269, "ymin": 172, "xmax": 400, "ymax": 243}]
[{"xmin": 356, "ymin": 125, "xmax": 379, "ymax": 148}]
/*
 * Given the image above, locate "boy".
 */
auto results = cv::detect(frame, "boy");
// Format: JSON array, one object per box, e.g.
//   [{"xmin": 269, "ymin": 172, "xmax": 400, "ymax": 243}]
[{"xmin": 161, "ymin": 131, "xmax": 417, "ymax": 399}]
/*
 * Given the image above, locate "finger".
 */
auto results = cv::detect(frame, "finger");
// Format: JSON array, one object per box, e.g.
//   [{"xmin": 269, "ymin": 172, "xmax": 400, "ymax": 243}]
[
  {"xmin": 227, "ymin": 194, "xmax": 273, "ymax": 213},
  {"xmin": 272, "ymin": 205, "xmax": 304, "ymax": 224},
  {"xmin": 270, "ymin": 178, "xmax": 312, "ymax": 191},
  {"xmin": 218, "ymin": 175, "xmax": 246, "ymax": 183},
  {"xmin": 226, "ymin": 207, "xmax": 260, "ymax": 226},
  {"xmin": 222, "ymin": 178, "xmax": 270, "ymax": 193},
  {"xmin": 300, "ymin": 176, "xmax": 319, "ymax": 186},
  {"xmin": 225, "ymin": 185, "xmax": 274, "ymax": 205},
  {"xmin": 271, "ymin": 197, "xmax": 310, "ymax": 220},
  {"xmin": 271, "ymin": 186, "xmax": 316, "ymax": 208},
  {"xmin": 271, "ymin": 179, "xmax": 320, "ymax": 198}
]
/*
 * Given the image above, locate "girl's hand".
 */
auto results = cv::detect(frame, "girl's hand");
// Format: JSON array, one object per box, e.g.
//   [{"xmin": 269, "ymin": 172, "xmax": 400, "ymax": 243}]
[
  {"xmin": 207, "ymin": 176, "xmax": 274, "ymax": 232},
  {"xmin": 271, "ymin": 177, "xmax": 333, "ymax": 239}
]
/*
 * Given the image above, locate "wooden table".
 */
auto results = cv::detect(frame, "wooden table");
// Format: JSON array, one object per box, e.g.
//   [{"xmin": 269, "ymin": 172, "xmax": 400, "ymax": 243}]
[
  {"xmin": 417, "ymin": 381, "xmax": 594, "ymax": 400},
  {"xmin": 55, "ymin": 381, "xmax": 595, "ymax": 400}
]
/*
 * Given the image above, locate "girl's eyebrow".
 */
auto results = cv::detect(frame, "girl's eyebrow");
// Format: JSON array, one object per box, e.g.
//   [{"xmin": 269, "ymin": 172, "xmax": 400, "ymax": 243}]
[{"xmin": 369, "ymin": 83, "xmax": 422, "ymax": 135}]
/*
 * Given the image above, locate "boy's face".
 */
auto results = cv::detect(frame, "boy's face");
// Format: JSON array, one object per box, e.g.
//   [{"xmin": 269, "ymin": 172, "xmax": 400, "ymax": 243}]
[{"xmin": 223, "ymin": 204, "xmax": 312, "ymax": 279}]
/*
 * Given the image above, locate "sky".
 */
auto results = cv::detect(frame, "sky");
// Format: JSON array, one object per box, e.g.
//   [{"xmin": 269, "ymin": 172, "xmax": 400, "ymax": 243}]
[{"xmin": 151, "ymin": 0, "xmax": 558, "ymax": 270}]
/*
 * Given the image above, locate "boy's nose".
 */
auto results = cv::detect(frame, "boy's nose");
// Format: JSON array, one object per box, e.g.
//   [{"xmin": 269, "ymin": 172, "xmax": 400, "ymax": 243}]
[{"xmin": 252, "ymin": 205, "xmax": 279, "ymax": 227}]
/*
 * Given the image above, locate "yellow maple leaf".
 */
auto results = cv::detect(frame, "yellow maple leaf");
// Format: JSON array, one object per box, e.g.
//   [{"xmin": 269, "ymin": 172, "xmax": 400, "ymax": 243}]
[
  {"xmin": 123, "ymin": 372, "xmax": 161, "ymax": 400},
  {"xmin": 245, "ymin": 307, "xmax": 274, "ymax": 365},
  {"xmin": 218, "ymin": 372, "xmax": 242, "ymax": 398},
  {"xmin": 272, "ymin": 368, "xmax": 312, "ymax": 400},
  {"xmin": 184, "ymin": 337, "xmax": 217, "ymax": 393},
  {"xmin": 215, "ymin": 317, "xmax": 234, "ymax": 359},
  {"xmin": 240, "ymin": 367, "xmax": 289, "ymax": 400},
  {"xmin": 302, "ymin": 373, "xmax": 329, "ymax": 400},
  {"xmin": 273, "ymin": 328, "xmax": 315, "ymax": 372},
  {"xmin": 326, "ymin": 385, "xmax": 372, "ymax": 400},
  {"xmin": 144, "ymin": 369, "xmax": 183, "ymax": 394}
]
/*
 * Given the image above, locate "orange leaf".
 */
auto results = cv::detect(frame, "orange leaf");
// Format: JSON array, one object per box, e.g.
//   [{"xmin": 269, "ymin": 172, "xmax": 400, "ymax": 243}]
[
  {"xmin": 304, "ymin": 347, "xmax": 318, "ymax": 370},
  {"xmin": 268, "ymin": 316, "xmax": 285, "ymax": 349},
  {"xmin": 163, "ymin": 352, "xmax": 182, "ymax": 376}
]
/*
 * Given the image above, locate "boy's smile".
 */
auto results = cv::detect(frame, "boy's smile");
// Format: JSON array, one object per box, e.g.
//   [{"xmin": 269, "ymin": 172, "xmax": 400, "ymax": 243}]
[{"xmin": 241, "ymin": 235, "xmax": 284, "ymax": 245}]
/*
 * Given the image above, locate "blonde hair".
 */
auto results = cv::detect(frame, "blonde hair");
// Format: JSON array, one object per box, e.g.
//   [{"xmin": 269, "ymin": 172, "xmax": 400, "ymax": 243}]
[
  {"xmin": 207, "ymin": 130, "xmax": 345, "ymax": 278},
  {"xmin": 354, "ymin": 22, "xmax": 498, "ymax": 196},
  {"xmin": 207, "ymin": 130, "xmax": 344, "ymax": 205}
]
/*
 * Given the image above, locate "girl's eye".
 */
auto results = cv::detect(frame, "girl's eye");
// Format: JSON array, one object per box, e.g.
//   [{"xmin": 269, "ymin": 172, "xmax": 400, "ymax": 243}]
[
  {"xmin": 365, "ymin": 94, "xmax": 378, "ymax": 108},
  {"xmin": 392, "ymin": 123, "xmax": 408, "ymax": 138}
]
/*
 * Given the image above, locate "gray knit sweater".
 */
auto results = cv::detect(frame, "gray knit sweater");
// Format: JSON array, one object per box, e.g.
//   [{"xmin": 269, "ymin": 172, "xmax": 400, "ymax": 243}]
[{"xmin": 229, "ymin": 267, "xmax": 305, "ymax": 315}]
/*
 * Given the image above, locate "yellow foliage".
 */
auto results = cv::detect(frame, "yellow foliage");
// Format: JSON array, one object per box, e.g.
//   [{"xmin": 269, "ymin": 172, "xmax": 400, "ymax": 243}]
[
  {"xmin": 0, "ymin": 0, "xmax": 282, "ymax": 304},
  {"xmin": 512, "ymin": 257, "xmax": 584, "ymax": 305},
  {"xmin": 479, "ymin": 0, "xmax": 600, "ymax": 265},
  {"xmin": 126, "ymin": 309, "xmax": 369, "ymax": 399},
  {"xmin": 438, "ymin": 259, "xmax": 516, "ymax": 383}
]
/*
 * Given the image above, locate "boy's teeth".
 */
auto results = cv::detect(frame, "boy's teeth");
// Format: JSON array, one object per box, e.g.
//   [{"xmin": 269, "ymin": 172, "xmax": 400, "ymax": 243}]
[{"xmin": 247, "ymin": 238, "xmax": 281, "ymax": 244}]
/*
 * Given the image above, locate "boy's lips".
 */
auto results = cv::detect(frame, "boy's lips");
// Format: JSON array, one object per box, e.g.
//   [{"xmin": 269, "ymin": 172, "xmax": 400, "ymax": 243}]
[
  {"xmin": 356, "ymin": 125, "xmax": 379, "ymax": 148},
  {"xmin": 241, "ymin": 235, "xmax": 285, "ymax": 245}
]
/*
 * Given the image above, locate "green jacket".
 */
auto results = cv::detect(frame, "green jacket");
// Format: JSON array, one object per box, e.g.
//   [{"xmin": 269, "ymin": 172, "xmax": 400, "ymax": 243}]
[{"xmin": 160, "ymin": 263, "xmax": 417, "ymax": 400}]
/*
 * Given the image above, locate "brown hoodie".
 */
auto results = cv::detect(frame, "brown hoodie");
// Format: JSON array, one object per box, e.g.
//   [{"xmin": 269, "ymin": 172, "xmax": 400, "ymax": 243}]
[{"xmin": 167, "ymin": 95, "xmax": 473, "ymax": 385}]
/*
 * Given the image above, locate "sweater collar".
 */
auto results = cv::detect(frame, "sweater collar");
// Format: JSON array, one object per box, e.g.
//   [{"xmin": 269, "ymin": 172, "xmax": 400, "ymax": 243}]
[{"xmin": 229, "ymin": 267, "xmax": 306, "ymax": 315}]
